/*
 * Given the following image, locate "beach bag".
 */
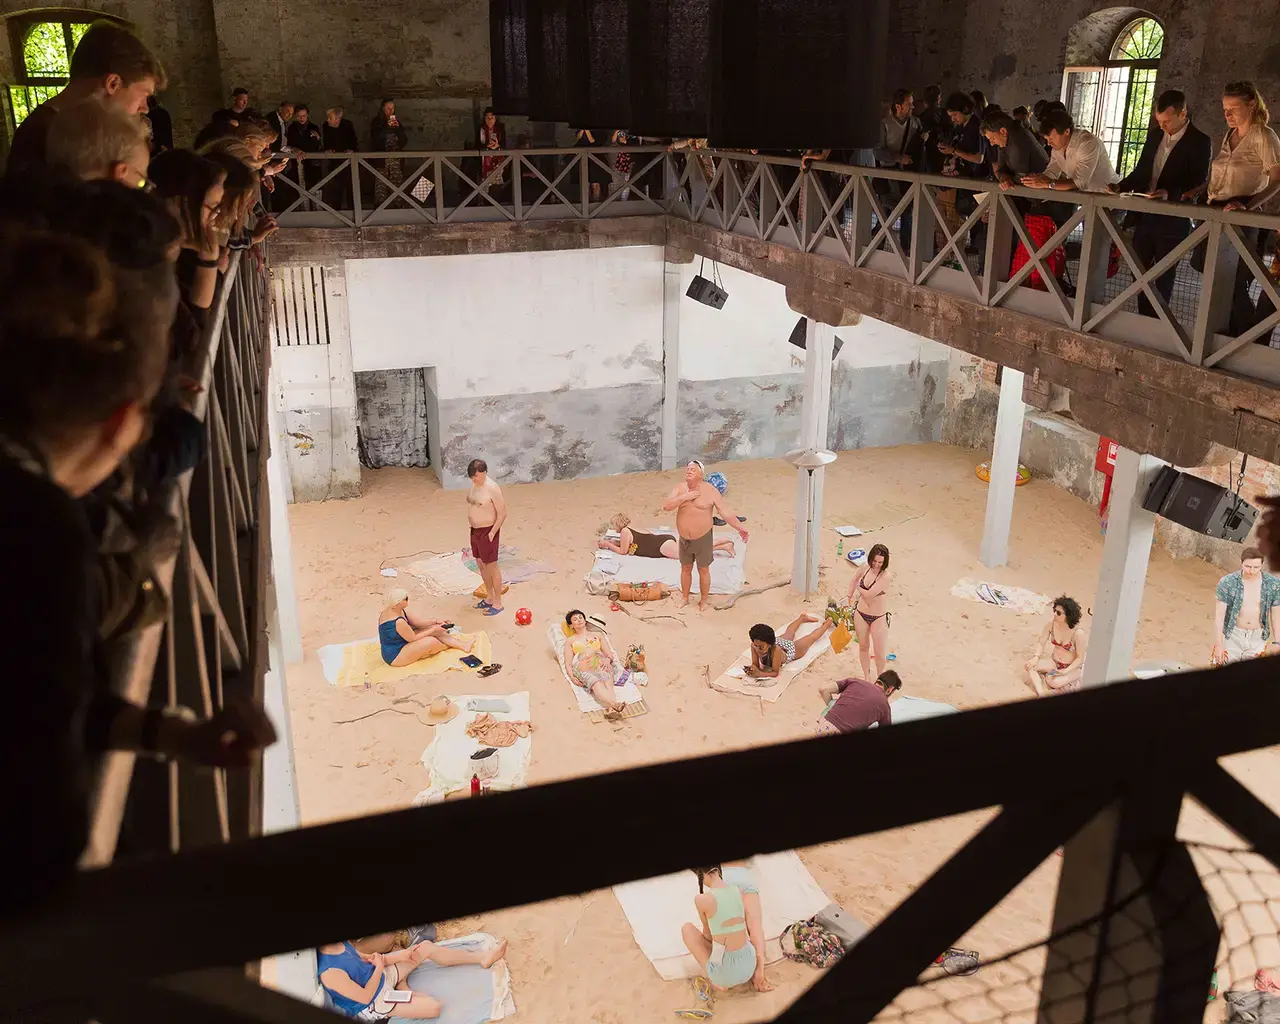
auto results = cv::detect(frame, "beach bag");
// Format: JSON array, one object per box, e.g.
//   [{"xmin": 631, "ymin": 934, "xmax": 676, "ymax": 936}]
[
  {"xmin": 624, "ymin": 644, "xmax": 646, "ymax": 672},
  {"xmin": 616, "ymin": 581, "xmax": 664, "ymax": 602},
  {"xmin": 781, "ymin": 917, "xmax": 845, "ymax": 968},
  {"xmin": 830, "ymin": 621, "xmax": 853, "ymax": 654}
]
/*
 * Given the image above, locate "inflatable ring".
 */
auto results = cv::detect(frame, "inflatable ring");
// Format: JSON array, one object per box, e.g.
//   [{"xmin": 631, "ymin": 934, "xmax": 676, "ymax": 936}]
[{"xmin": 976, "ymin": 462, "xmax": 1031, "ymax": 485}]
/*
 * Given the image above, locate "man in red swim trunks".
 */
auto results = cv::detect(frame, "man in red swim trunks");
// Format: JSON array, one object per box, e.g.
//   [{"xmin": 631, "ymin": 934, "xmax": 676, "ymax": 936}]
[{"xmin": 466, "ymin": 458, "xmax": 507, "ymax": 615}]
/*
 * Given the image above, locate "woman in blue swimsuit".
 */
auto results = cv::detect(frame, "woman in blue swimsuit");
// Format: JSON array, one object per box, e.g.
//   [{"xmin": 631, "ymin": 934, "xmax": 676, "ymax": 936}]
[
  {"xmin": 681, "ymin": 865, "xmax": 773, "ymax": 992},
  {"xmin": 378, "ymin": 588, "xmax": 473, "ymax": 667}
]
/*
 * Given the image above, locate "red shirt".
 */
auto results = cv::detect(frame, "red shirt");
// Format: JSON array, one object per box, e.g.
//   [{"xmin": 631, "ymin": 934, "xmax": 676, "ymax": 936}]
[{"xmin": 824, "ymin": 678, "xmax": 891, "ymax": 733}]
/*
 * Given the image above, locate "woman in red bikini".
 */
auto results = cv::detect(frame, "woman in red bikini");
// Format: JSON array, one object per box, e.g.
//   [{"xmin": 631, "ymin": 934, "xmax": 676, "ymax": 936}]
[
  {"xmin": 1024, "ymin": 596, "xmax": 1088, "ymax": 695},
  {"xmin": 847, "ymin": 543, "xmax": 892, "ymax": 680}
]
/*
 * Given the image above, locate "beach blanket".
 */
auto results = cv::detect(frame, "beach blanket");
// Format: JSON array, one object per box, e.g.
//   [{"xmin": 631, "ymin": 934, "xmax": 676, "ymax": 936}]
[
  {"xmin": 590, "ymin": 528, "xmax": 746, "ymax": 595},
  {"xmin": 392, "ymin": 933, "xmax": 515, "ymax": 1024},
  {"xmin": 950, "ymin": 577, "xmax": 1051, "ymax": 615},
  {"xmin": 462, "ymin": 546, "xmax": 555, "ymax": 585},
  {"xmin": 712, "ymin": 620, "xmax": 832, "ymax": 703},
  {"xmin": 318, "ymin": 633, "xmax": 493, "ymax": 687},
  {"xmin": 613, "ymin": 852, "xmax": 833, "ymax": 981},
  {"xmin": 406, "ymin": 552, "xmax": 482, "ymax": 597},
  {"xmin": 547, "ymin": 621, "xmax": 646, "ymax": 714},
  {"xmin": 413, "ymin": 692, "xmax": 532, "ymax": 804},
  {"xmin": 891, "ymin": 695, "xmax": 960, "ymax": 724}
]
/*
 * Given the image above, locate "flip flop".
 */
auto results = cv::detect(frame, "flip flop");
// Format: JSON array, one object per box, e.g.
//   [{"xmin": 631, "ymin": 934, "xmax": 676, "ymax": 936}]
[
  {"xmin": 478, "ymin": 663, "xmax": 502, "ymax": 677},
  {"xmin": 475, "ymin": 599, "xmax": 491, "ymax": 609},
  {"xmin": 482, "ymin": 605, "xmax": 504, "ymax": 616}
]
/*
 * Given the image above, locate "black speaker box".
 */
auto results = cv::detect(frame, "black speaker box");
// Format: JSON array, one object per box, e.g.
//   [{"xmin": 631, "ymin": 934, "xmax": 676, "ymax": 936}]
[
  {"xmin": 1142, "ymin": 466, "xmax": 1258, "ymax": 542},
  {"xmin": 571, "ymin": 0, "xmax": 632, "ymax": 128},
  {"xmin": 686, "ymin": 274, "xmax": 728, "ymax": 308},
  {"xmin": 527, "ymin": 0, "xmax": 582, "ymax": 123},
  {"xmin": 628, "ymin": 0, "xmax": 713, "ymax": 138},
  {"xmin": 709, "ymin": 0, "xmax": 890, "ymax": 150},
  {"xmin": 787, "ymin": 316, "xmax": 845, "ymax": 359},
  {"xmin": 491, "ymin": 0, "xmax": 532, "ymax": 114}
]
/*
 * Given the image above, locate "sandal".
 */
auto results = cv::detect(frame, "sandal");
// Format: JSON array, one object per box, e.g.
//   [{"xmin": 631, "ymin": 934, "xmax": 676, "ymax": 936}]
[
  {"xmin": 478, "ymin": 664, "xmax": 502, "ymax": 677},
  {"xmin": 482, "ymin": 605, "xmax": 504, "ymax": 616},
  {"xmin": 475, "ymin": 599, "xmax": 491, "ymax": 609}
]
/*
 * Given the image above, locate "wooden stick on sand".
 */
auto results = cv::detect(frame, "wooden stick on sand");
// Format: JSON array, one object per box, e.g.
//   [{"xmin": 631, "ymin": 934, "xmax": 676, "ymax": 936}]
[{"xmin": 713, "ymin": 578, "xmax": 790, "ymax": 610}]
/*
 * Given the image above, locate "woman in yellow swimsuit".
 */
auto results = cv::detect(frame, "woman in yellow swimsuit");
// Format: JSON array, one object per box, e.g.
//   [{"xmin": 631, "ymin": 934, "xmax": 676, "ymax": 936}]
[{"xmin": 562, "ymin": 610, "xmax": 626, "ymax": 714}]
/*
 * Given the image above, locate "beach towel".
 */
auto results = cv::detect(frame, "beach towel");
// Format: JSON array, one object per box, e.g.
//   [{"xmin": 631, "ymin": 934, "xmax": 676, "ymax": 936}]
[
  {"xmin": 613, "ymin": 852, "xmax": 835, "ymax": 981},
  {"xmin": 547, "ymin": 621, "xmax": 646, "ymax": 714},
  {"xmin": 413, "ymin": 692, "xmax": 532, "ymax": 804},
  {"xmin": 590, "ymin": 529, "xmax": 746, "ymax": 595},
  {"xmin": 462, "ymin": 546, "xmax": 555, "ymax": 586},
  {"xmin": 712, "ymin": 620, "xmax": 831, "ymax": 703},
  {"xmin": 950, "ymin": 577, "xmax": 1051, "ymax": 615},
  {"xmin": 318, "ymin": 632, "xmax": 493, "ymax": 687},
  {"xmin": 891, "ymin": 695, "xmax": 960, "ymax": 724},
  {"xmin": 392, "ymin": 933, "xmax": 515, "ymax": 1024},
  {"xmin": 406, "ymin": 552, "xmax": 483, "ymax": 597}
]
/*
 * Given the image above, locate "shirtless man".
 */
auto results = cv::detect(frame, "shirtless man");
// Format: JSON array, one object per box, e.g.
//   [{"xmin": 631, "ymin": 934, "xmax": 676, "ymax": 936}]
[
  {"xmin": 1211, "ymin": 546, "xmax": 1280, "ymax": 664},
  {"xmin": 466, "ymin": 458, "xmax": 507, "ymax": 616},
  {"xmin": 662, "ymin": 460, "xmax": 748, "ymax": 610}
]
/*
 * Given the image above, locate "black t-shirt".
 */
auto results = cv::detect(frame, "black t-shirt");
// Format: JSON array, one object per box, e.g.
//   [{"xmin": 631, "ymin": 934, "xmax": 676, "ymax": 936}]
[{"xmin": 5, "ymin": 101, "xmax": 60, "ymax": 177}]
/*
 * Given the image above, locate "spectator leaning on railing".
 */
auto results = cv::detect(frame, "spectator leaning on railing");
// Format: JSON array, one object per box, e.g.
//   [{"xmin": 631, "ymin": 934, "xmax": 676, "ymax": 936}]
[
  {"xmin": 45, "ymin": 95, "xmax": 153, "ymax": 188},
  {"xmin": 1021, "ymin": 108, "xmax": 1119, "ymax": 193},
  {"xmin": 6, "ymin": 20, "xmax": 164, "ymax": 177}
]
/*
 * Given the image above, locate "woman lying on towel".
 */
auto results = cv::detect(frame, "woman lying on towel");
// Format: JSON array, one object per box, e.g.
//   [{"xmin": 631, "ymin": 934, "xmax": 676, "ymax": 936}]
[
  {"xmin": 745, "ymin": 613, "xmax": 835, "ymax": 678},
  {"xmin": 563, "ymin": 609, "xmax": 627, "ymax": 715},
  {"xmin": 1024, "ymin": 595, "xmax": 1089, "ymax": 695},
  {"xmin": 682, "ymin": 865, "xmax": 773, "ymax": 992},
  {"xmin": 598, "ymin": 513, "xmax": 737, "ymax": 559},
  {"xmin": 317, "ymin": 935, "xmax": 509, "ymax": 1020},
  {"xmin": 378, "ymin": 588, "xmax": 473, "ymax": 667}
]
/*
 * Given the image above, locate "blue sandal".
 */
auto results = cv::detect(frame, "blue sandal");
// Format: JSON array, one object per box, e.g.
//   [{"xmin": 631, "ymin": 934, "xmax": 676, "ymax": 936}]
[
  {"xmin": 475, "ymin": 599, "xmax": 491, "ymax": 609},
  {"xmin": 482, "ymin": 605, "xmax": 504, "ymax": 616}
]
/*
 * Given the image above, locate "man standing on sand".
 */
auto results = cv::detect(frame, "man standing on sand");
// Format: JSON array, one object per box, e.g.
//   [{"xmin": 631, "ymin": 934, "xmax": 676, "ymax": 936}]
[
  {"xmin": 662, "ymin": 460, "xmax": 748, "ymax": 610},
  {"xmin": 1211, "ymin": 546, "xmax": 1280, "ymax": 664},
  {"xmin": 466, "ymin": 458, "xmax": 507, "ymax": 616}
]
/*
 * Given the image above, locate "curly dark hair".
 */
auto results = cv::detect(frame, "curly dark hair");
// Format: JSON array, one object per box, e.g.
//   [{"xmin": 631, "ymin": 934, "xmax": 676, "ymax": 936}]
[
  {"xmin": 749, "ymin": 623, "xmax": 776, "ymax": 645},
  {"xmin": 565, "ymin": 609, "xmax": 587, "ymax": 627},
  {"xmin": 1053, "ymin": 596, "xmax": 1082, "ymax": 629}
]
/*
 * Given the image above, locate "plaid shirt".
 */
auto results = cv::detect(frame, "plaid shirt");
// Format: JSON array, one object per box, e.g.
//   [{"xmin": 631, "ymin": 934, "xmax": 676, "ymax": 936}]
[{"xmin": 1215, "ymin": 570, "xmax": 1280, "ymax": 642}]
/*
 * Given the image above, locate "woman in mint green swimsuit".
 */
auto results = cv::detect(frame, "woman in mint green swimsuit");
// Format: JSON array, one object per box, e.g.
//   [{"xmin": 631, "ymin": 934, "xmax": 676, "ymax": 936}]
[{"xmin": 681, "ymin": 865, "xmax": 773, "ymax": 992}]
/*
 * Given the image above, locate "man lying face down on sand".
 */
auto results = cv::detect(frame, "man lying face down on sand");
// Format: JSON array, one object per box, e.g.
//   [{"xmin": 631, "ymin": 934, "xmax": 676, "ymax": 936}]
[
  {"xmin": 662, "ymin": 461, "xmax": 749, "ymax": 610},
  {"xmin": 598, "ymin": 512, "xmax": 737, "ymax": 560}
]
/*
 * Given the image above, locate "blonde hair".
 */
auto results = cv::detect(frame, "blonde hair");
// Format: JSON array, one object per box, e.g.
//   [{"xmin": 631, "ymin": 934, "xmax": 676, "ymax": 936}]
[
  {"xmin": 610, "ymin": 513, "xmax": 631, "ymax": 530},
  {"xmin": 46, "ymin": 97, "xmax": 151, "ymax": 181},
  {"xmin": 326, "ymin": 106, "xmax": 344, "ymax": 119},
  {"xmin": 386, "ymin": 587, "xmax": 409, "ymax": 605},
  {"xmin": 1225, "ymin": 80, "xmax": 1270, "ymax": 127}
]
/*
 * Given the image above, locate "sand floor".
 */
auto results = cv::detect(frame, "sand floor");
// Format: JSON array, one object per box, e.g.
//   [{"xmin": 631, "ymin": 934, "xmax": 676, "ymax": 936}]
[{"xmin": 283, "ymin": 443, "xmax": 1279, "ymax": 1022}]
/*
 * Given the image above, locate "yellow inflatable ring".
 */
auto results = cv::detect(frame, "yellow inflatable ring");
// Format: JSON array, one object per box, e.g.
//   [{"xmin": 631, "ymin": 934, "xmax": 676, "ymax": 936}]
[{"xmin": 976, "ymin": 462, "xmax": 1031, "ymax": 485}]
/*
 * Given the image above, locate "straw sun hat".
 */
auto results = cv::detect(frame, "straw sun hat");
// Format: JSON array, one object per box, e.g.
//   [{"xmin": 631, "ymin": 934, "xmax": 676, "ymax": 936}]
[{"xmin": 423, "ymin": 696, "xmax": 459, "ymax": 725}]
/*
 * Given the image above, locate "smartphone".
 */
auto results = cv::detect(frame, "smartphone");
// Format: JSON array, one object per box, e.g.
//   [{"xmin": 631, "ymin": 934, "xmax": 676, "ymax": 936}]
[
  {"xmin": 461, "ymin": 654, "xmax": 483, "ymax": 669},
  {"xmin": 383, "ymin": 990, "xmax": 413, "ymax": 1004}
]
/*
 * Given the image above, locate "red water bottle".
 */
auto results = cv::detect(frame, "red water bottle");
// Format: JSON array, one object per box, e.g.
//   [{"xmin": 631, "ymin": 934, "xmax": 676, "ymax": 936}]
[{"xmin": 470, "ymin": 773, "xmax": 480, "ymax": 797}]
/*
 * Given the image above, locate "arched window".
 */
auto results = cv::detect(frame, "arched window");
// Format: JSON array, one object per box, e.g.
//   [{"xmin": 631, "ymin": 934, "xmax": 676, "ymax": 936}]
[
  {"xmin": 4, "ymin": 11, "xmax": 115, "ymax": 134},
  {"xmin": 1062, "ymin": 14, "xmax": 1164, "ymax": 177}
]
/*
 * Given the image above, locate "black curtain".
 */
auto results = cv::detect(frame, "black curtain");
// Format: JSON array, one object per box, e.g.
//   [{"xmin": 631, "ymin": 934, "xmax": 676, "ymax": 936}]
[
  {"xmin": 527, "ymin": 0, "xmax": 581, "ymax": 123},
  {"xmin": 571, "ymin": 0, "xmax": 631, "ymax": 129},
  {"xmin": 490, "ymin": 0, "xmax": 531, "ymax": 114},
  {"xmin": 628, "ymin": 0, "xmax": 712, "ymax": 138}
]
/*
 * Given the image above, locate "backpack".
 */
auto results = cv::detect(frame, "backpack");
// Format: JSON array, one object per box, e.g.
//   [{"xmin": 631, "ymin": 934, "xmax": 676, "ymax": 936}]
[{"xmin": 781, "ymin": 917, "xmax": 846, "ymax": 968}]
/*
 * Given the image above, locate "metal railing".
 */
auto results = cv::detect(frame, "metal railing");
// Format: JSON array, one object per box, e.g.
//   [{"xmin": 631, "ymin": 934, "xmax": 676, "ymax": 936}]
[
  {"xmin": 83, "ymin": 248, "xmax": 273, "ymax": 867},
  {"xmin": 275, "ymin": 146, "xmax": 1280, "ymax": 385}
]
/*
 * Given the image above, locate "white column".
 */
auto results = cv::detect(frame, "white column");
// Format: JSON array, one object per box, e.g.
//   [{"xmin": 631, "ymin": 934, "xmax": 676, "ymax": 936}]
[
  {"xmin": 791, "ymin": 319, "xmax": 835, "ymax": 594},
  {"xmin": 661, "ymin": 262, "xmax": 681, "ymax": 471},
  {"xmin": 267, "ymin": 364, "xmax": 303, "ymax": 665},
  {"xmin": 979, "ymin": 367, "xmax": 1026, "ymax": 568},
  {"xmin": 1082, "ymin": 447, "xmax": 1165, "ymax": 688}
]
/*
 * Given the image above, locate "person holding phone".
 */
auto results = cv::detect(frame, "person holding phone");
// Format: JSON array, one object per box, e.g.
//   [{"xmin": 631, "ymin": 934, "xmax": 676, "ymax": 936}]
[{"xmin": 318, "ymin": 937, "xmax": 508, "ymax": 1019}]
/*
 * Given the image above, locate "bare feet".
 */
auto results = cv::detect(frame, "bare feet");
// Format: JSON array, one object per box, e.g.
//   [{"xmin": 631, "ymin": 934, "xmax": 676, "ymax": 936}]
[
  {"xmin": 458, "ymin": 637, "xmax": 475, "ymax": 654},
  {"xmin": 678, "ymin": 593, "xmax": 690, "ymax": 607},
  {"xmin": 698, "ymin": 597, "xmax": 710, "ymax": 611},
  {"xmin": 799, "ymin": 612, "xmax": 821, "ymax": 623},
  {"xmin": 481, "ymin": 939, "xmax": 509, "ymax": 968}
]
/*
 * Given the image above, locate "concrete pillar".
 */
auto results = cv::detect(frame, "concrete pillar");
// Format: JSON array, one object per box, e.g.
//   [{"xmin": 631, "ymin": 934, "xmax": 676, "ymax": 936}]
[
  {"xmin": 1083, "ymin": 446, "xmax": 1166, "ymax": 687},
  {"xmin": 979, "ymin": 367, "xmax": 1026, "ymax": 568},
  {"xmin": 791, "ymin": 319, "xmax": 835, "ymax": 595},
  {"xmin": 266, "ymin": 364, "xmax": 303, "ymax": 665},
  {"xmin": 661, "ymin": 262, "xmax": 681, "ymax": 471}
]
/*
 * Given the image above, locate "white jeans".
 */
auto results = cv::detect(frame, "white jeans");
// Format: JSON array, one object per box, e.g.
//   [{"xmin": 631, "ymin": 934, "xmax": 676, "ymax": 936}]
[{"xmin": 1225, "ymin": 626, "xmax": 1267, "ymax": 662}]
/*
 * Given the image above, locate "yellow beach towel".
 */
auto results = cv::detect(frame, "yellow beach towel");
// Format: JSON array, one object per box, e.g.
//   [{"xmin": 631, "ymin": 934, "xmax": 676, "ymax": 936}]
[{"xmin": 334, "ymin": 632, "xmax": 493, "ymax": 687}]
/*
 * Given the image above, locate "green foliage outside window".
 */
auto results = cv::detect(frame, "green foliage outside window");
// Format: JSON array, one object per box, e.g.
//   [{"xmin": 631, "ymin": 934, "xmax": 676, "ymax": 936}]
[{"xmin": 9, "ymin": 20, "xmax": 93, "ymax": 128}]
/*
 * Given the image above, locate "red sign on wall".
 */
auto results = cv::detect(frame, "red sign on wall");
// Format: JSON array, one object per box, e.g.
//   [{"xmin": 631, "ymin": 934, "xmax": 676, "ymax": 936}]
[{"xmin": 1095, "ymin": 437, "xmax": 1119, "ymax": 476}]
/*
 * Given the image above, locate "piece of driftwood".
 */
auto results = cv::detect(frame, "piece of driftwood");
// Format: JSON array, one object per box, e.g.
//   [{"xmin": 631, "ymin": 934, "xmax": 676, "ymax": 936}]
[
  {"xmin": 612, "ymin": 601, "xmax": 687, "ymax": 626},
  {"xmin": 713, "ymin": 578, "xmax": 790, "ymax": 610},
  {"xmin": 335, "ymin": 707, "xmax": 421, "ymax": 726}
]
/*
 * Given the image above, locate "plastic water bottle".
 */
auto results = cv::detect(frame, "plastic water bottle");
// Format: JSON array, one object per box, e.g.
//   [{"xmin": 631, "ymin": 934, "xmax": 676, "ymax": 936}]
[{"xmin": 836, "ymin": 538, "xmax": 844, "ymax": 558}]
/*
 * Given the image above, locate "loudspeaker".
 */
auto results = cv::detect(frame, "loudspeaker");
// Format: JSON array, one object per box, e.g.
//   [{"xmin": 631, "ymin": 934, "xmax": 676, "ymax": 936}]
[
  {"xmin": 527, "ymin": 0, "xmax": 582, "ymax": 123},
  {"xmin": 686, "ymin": 274, "xmax": 728, "ymax": 308},
  {"xmin": 710, "ymin": 0, "xmax": 889, "ymax": 150},
  {"xmin": 628, "ymin": 0, "xmax": 712, "ymax": 138},
  {"xmin": 1142, "ymin": 466, "xmax": 1258, "ymax": 542},
  {"xmin": 491, "ymin": 0, "xmax": 531, "ymax": 114},
  {"xmin": 787, "ymin": 316, "xmax": 845, "ymax": 359},
  {"xmin": 572, "ymin": 0, "xmax": 632, "ymax": 128}
]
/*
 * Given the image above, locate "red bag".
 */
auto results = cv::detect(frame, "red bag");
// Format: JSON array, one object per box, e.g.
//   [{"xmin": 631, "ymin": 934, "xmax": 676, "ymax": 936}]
[{"xmin": 1011, "ymin": 213, "xmax": 1066, "ymax": 290}]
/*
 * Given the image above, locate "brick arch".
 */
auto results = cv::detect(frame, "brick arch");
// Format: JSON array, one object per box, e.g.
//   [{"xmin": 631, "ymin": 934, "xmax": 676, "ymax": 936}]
[{"xmin": 1064, "ymin": 6, "xmax": 1160, "ymax": 66}]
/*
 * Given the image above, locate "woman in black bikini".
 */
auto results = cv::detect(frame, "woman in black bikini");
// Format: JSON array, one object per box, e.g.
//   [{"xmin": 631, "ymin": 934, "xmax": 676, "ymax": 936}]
[
  {"xmin": 847, "ymin": 543, "xmax": 892, "ymax": 680},
  {"xmin": 1024, "ymin": 595, "xmax": 1088, "ymax": 695},
  {"xmin": 598, "ymin": 513, "xmax": 736, "ymax": 560}
]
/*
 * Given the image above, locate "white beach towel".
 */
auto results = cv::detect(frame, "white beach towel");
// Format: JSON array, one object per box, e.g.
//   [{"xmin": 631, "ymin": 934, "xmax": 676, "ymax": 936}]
[
  {"xmin": 590, "ymin": 529, "xmax": 746, "ymax": 595},
  {"xmin": 546, "ymin": 621, "xmax": 645, "ymax": 712},
  {"xmin": 406, "ymin": 552, "xmax": 481, "ymax": 597},
  {"xmin": 950, "ymin": 577, "xmax": 1051, "ymax": 615},
  {"xmin": 412, "ymin": 692, "xmax": 532, "ymax": 805},
  {"xmin": 612, "ymin": 852, "xmax": 832, "ymax": 981},
  {"xmin": 712, "ymin": 620, "xmax": 832, "ymax": 703}
]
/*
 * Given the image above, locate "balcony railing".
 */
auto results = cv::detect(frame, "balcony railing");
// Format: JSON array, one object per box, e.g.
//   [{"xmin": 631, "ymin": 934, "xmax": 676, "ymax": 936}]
[
  {"xmin": 83, "ymin": 247, "xmax": 274, "ymax": 868},
  {"xmin": 275, "ymin": 146, "xmax": 1280, "ymax": 388}
]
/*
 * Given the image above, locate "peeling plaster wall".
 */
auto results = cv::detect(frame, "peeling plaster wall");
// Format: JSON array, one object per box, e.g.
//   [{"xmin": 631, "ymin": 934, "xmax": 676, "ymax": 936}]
[{"xmin": 354, "ymin": 368, "xmax": 430, "ymax": 469}]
